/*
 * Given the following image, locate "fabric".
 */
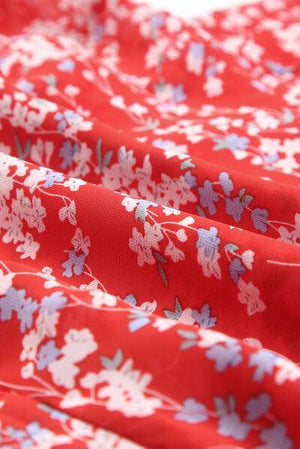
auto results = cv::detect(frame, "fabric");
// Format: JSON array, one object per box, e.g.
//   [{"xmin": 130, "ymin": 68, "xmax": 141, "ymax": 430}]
[{"xmin": 0, "ymin": 0, "xmax": 299, "ymax": 448}]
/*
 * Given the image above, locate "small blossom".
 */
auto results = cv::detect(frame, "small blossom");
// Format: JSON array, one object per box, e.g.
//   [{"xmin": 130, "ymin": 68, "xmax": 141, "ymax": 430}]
[
  {"xmin": 196, "ymin": 227, "xmax": 220, "ymax": 257},
  {"xmin": 62, "ymin": 250, "xmax": 86, "ymax": 277},
  {"xmin": 37, "ymin": 340, "xmax": 61, "ymax": 370}
]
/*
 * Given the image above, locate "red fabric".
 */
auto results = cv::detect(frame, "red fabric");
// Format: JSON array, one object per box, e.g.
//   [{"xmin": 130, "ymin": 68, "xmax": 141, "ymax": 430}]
[{"xmin": 0, "ymin": 0, "xmax": 299, "ymax": 447}]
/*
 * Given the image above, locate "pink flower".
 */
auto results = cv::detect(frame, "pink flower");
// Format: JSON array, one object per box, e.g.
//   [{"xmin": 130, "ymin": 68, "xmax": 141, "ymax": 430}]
[
  {"xmin": 129, "ymin": 223, "xmax": 163, "ymax": 267},
  {"xmin": 237, "ymin": 279, "xmax": 266, "ymax": 316}
]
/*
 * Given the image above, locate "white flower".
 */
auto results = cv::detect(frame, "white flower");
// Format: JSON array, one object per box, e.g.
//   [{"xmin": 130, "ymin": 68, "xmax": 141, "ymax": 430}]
[
  {"xmin": 91, "ymin": 291, "xmax": 117, "ymax": 308},
  {"xmin": 71, "ymin": 228, "xmax": 90, "ymax": 255},
  {"xmin": 60, "ymin": 389, "xmax": 90, "ymax": 408},
  {"xmin": 21, "ymin": 362, "xmax": 34, "ymax": 379},
  {"xmin": 0, "ymin": 270, "xmax": 14, "ymax": 295},
  {"xmin": 64, "ymin": 84, "xmax": 80, "ymax": 97},
  {"xmin": 59, "ymin": 200, "xmax": 77, "ymax": 225},
  {"xmin": 98, "ymin": 359, "xmax": 162, "ymax": 417},
  {"xmin": 274, "ymin": 357, "xmax": 300, "ymax": 385},
  {"xmin": 69, "ymin": 418, "xmax": 93, "ymax": 438},
  {"xmin": 63, "ymin": 177, "xmax": 86, "ymax": 191},
  {"xmin": 49, "ymin": 357, "xmax": 80, "ymax": 389},
  {"xmin": 110, "ymin": 95, "xmax": 126, "ymax": 109},
  {"xmin": 254, "ymin": 110, "xmax": 279, "ymax": 130},
  {"xmin": 49, "ymin": 329, "xmax": 97, "ymax": 388},
  {"xmin": 284, "ymin": 83, "xmax": 300, "ymax": 106},
  {"xmin": 62, "ymin": 328, "xmax": 98, "ymax": 362},
  {"xmin": 16, "ymin": 232, "xmax": 40, "ymax": 260},
  {"xmin": 204, "ymin": 77, "xmax": 223, "ymax": 98},
  {"xmin": 36, "ymin": 311, "xmax": 59, "ymax": 339},
  {"xmin": 153, "ymin": 317, "xmax": 177, "ymax": 332},
  {"xmin": 80, "ymin": 372, "xmax": 100, "ymax": 389},
  {"xmin": 24, "ymin": 167, "xmax": 48, "ymax": 193},
  {"xmin": 242, "ymin": 40, "xmax": 263, "ymax": 63},
  {"xmin": 128, "ymin": 103, "xmax": 148, "ymax": 116},
  {"xmin": 121, "ymin": 196, "xmax": 140, "ymax": 212},
  {"xmin": 198, "ymin": 329, "xmax": 232, "ymax": 348},
  {"xmin": 20, "ymin": 330, "xmax": 41, "ymax": 361}
]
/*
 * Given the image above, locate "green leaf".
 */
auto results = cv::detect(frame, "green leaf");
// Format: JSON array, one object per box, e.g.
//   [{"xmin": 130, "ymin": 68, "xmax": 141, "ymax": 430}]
[
  {"xmin": 177, "ymin": 329, "xmax": 197, "ymax": 340},
  {"xmin": 100, "ymin": 348, "xmax": 123, "ymax": 370},
  {"xmin": 228, "ymin": 393, "xmax": 236, "ymax": 412},
  {"xmin": 157, "ymin": 262, "xmax": 168, "ymax": 286},
  {"xmin": 102, "ymin": 149, "xmax": 113, "ymax": 169},
  {"xmin": 164, "ymin": 297, "xmax": 183, "ymax": 320},
  {"xmin": 154, "ymin": 251, "xmax": 168, "ymax": 264},
  {"xmin": 45, "ymin": 74, "xmax": 57, "ymax": 87},
  {"xmin": 213, "ymin": 396, "xmax": 228, "ymax": 417},
  {"xmin": 180, "ymin": 158, "xmax": 196, "ymax": 170},
  {"xmin": 147, "ymin": 118, "xmax": 160, "ymax": 129},
  {"xmin": 238, "ymin": 188, "xmax": 246, "ymax": 199},
  {"xmin": 96, "ymin": 138, "xmax": 102, "ymax": 168},
  {"xmin": 242, "ymin": 194, "xmax": 253, "ymax": 207},
  {"xmin": 14, "ymin": 132, "xmax": 31, "ymax": 160},
  {"xmin": 282, "ymin": 107, "xmax": 295, "ymax": 124},
  {"xmin": 135, "ymin": 203, "xmax": 147, "ymax": 223},
  {"xmin": 224, "ymin": 243, "xmax": 239, "ymax": 253},
  {"xmin": 196, "ymin": 206, "xmax": 206, "ymax": 217},
  {"xmin": 180, "ymin": 340, "xmax": 197, "ymax": 351}
]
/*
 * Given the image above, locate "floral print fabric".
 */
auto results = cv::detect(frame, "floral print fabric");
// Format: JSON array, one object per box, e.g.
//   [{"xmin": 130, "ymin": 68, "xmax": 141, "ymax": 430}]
[{"xmin": 0, "ymin": 0, "xmax": 300, "ymax": 447}]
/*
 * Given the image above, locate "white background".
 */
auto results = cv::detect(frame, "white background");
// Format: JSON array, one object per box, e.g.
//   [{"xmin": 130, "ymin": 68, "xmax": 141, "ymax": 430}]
[{"xmin": 136, "ymin": 0, "xmax": 261, "ymax": 17}]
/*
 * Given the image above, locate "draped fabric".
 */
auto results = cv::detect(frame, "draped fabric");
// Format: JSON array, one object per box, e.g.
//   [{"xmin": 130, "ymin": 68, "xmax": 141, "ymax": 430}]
[{"xmin": 0, "ymin": 0, "xmax": 299, "ymax": 447}]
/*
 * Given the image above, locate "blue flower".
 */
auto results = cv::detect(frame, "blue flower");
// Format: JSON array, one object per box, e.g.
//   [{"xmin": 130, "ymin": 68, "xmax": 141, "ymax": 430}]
[
  {"xmin": 189, "ymin": 42, "xmax": 205, "ymax": 59},
  {"xmin": 20, "ymin": 439, "xmax": 33, "ymax": 449},
  {"xmin": 199, "ymin": 180, "xmax": 219, "ymax": 215},
  {"xmin": 245, "ymin": 393, "xmax": 271, "ymax": 422},
  {"xmin": 94, "ymin": 24, "xmax": 104, "ymax": 41},
  {"xmin": 128, "ymin": 310, "xmax": 150, "ymax": 332},
  {"xmin": 196, "ymin": 227, "xmax": 220, "ymax": 257},
  {"xmin": 40, "ymin": 291, "xmax": 67, "ymax": 315},
  {"xmin": 26, "ymin": 421, "xmax": 49, "ymax": 439},
  {"xmin": 192, "ymin": 303, "xmax": 216, "ymax": 328},
  {"xmin": 219, "ymin": 172, "xmax": 234, "ymax": 196},
  {"xmin": 0, "ymin": 287, "xmax": 26, "ymax": 321},
  {"xmin": 59, "ymin": 140, "xmax": 80, "ymax": 170},
  {"xmin": 218, "ymin": 412, "xmax": 250, "ymax": 441},
  {"xmin": 249, "ymin": 350, "xmax": 277, "ymax": 381},
  {"xmin": 53, "ymin": 110, "xmax": 80, "ymax": 133},
  {"xmin": 172, "ymin": 84, "xmax": 186, "ymax": 103},
  {"xmin": 43, "ymin": 170, "xmax": 65, "ymax": 188},
  {"xmin": 57, "ymin": 59, "xmax": 75, "ymax": 72},
  {"xmin": 149, "ymin": 13, "xmax": 164, "ymax": 35},
  {"xmin": 176, "ymin": 398, "xmax": 208, "ymax": 423},
  {"xmin": 17, "ymin": 297, "xmax": 38, "ymax": 333},
  {"xmin": 62, "ymin": 250, "xmax": 86, "ymax": 277},
  {"xmin": 50, "ymin": 409, "xmax": 69, "ymax": 422},
  {"xmin": 37, "ymin": 340, "xmax": 61, "ymax": 370},
  {"xmin": 259, "ymin": 422, "xmax": 292, "ymax": 449},
  {"xmin": 184, "ymin": 170, "xmax": 197, "ymax": 188},
  {"xmin": 153, "ymin": 138, "xmax": 172, "ymax": 150},
  {"xmin": 266, "ymin": 60, "xmax": 294, "ymax": 75},
  {"xmin": 124, "ymin": 294, "xmax": 137, "ymax": 307},
  {"xmin": 5, "ymin": 427, "xmax": 26, "ymax": 440},
  {"xmin": 206, "ymin": 340, "xmax": 242, "ymax": 372},
  {"xmin": 229, "ymin": 258, "xmax": 246, "ymax": 284},
  {"xmin": 225, "ymin": 197, "xmax": 245, "ymax": 222},
  {"xmin": 16, "ymin": 80, "xmax": 35, "ymax": 95},
  {"xmin": 251, "ymin": 207, "xmax": 269, "ymax": 233},
  {"xmin": 213, "ymin": 134, "xmax": 249, "ymax": 153}
]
